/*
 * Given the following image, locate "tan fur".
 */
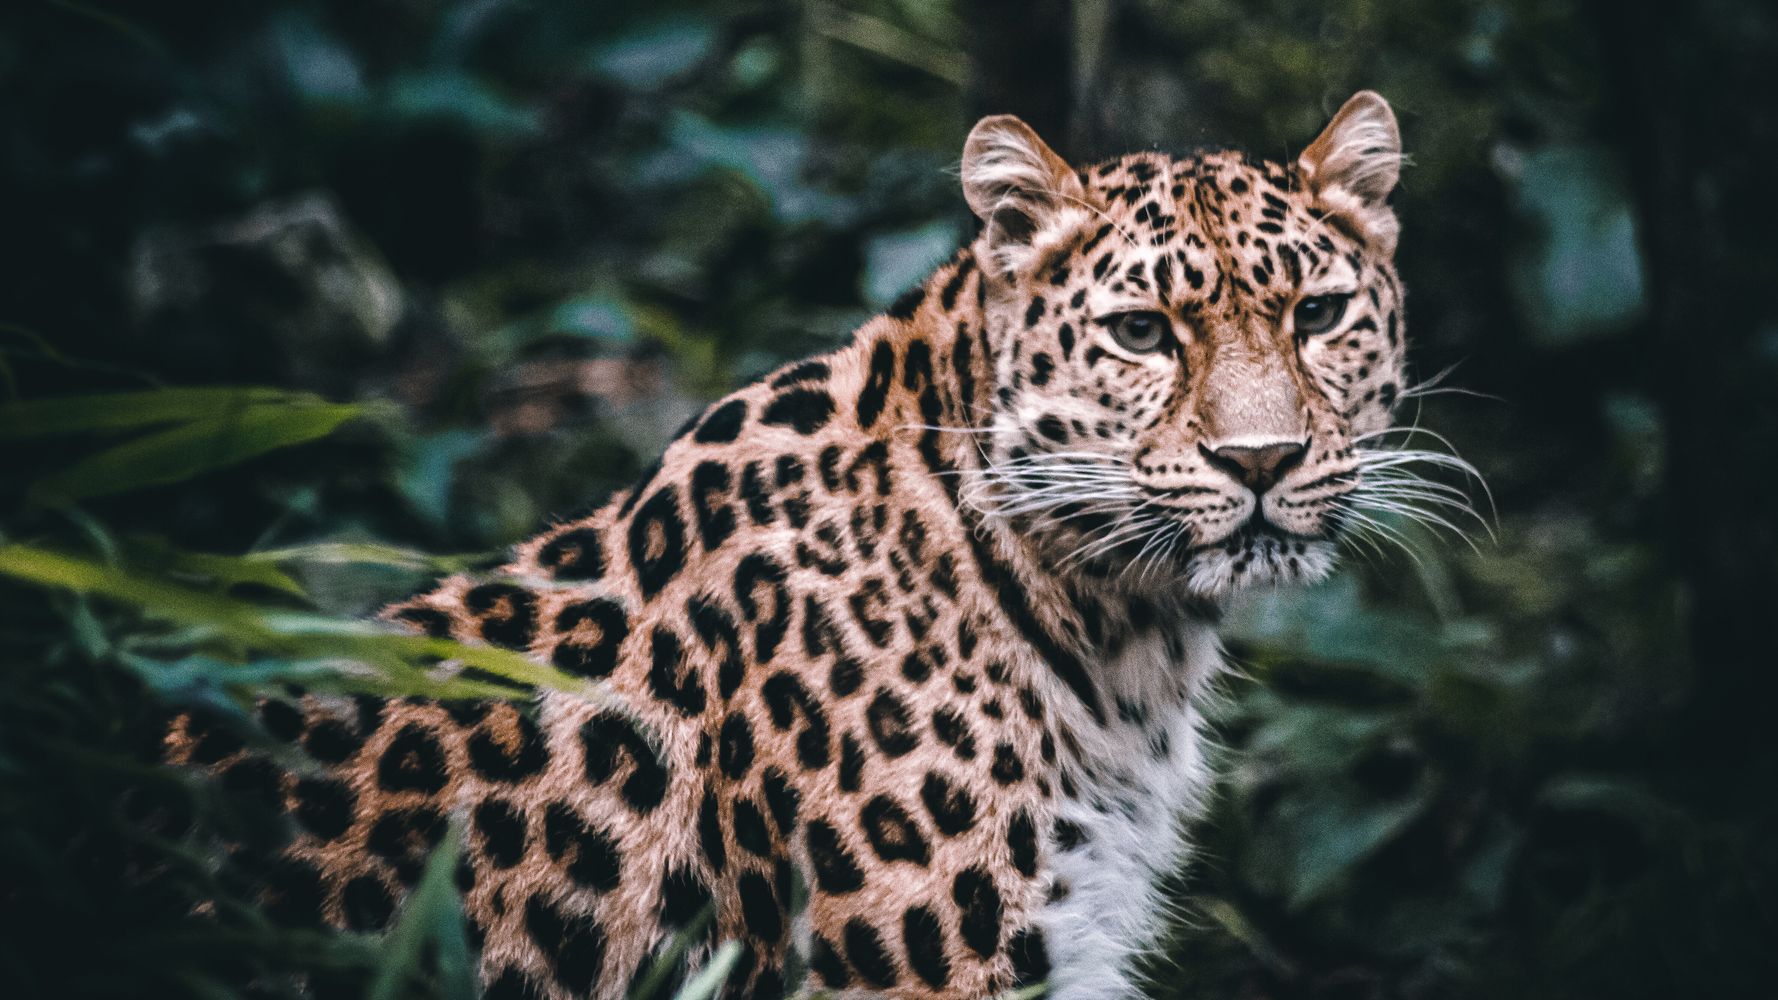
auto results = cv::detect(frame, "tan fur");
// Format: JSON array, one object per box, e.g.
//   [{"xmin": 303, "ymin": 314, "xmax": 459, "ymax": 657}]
[{"xmin": 165, "ymin": 93, "xmax": 1411, "ymax": 1000}]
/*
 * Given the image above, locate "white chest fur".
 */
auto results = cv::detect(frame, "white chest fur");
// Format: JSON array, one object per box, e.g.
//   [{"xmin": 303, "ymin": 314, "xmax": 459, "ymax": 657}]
[{"xmin": 1038, "ymin": 624, "xmax": 1225, "ymax": 1000}]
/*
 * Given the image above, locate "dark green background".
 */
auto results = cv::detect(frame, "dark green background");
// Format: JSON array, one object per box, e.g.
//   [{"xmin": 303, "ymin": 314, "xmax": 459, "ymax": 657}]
[{"xmin": 2, "ymin": 1, "xmax": 1774, "ymax": 997}]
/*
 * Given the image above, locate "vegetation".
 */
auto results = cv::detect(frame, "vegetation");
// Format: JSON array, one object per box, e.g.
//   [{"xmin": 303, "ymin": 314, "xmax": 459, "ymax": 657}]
[{"xmin": 2, "ymin": 1, "xmax": 1773, "ymax": 998}]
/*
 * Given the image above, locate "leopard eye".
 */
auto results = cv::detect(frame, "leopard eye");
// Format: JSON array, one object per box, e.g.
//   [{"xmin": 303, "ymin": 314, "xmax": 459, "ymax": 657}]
[
  {"xmin": 1101, "ymin": 311, "xmax": 1171, "ymax": 354},
  {"xmin": 1293, "ymin": 293, "xmax": 1351, "ymax": 336}
]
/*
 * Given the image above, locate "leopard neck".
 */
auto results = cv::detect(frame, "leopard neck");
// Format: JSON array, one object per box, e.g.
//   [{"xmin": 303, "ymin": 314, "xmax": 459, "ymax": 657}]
[{"xmin": 862, "ymin": 245, "xmax": 1223, "ymax": 724}]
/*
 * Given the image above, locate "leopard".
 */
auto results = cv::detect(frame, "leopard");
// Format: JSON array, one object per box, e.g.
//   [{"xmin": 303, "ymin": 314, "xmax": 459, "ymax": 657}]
[{"xmin": 164, "ymin": 91, "xmax": 1413, "ymax": 1000}]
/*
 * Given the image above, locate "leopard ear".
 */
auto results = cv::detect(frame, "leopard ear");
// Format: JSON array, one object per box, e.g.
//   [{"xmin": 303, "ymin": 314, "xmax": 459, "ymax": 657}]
[
  {"xmin": 1298, "ymin": 91, "xmax": 1401, "ymax": 205},
  {"xmin": 961, "ymin": 115, "xmax": 1085, "ymax": 274}
]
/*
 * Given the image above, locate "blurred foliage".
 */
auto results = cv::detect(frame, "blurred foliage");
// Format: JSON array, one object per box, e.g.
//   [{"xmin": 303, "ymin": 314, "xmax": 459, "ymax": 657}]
[{"xmin": 1, "ymin": 0, "xmax": 1774, "ymax": 998}]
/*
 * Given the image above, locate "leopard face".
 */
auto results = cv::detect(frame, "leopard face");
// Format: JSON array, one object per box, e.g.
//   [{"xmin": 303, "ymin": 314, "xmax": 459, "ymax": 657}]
[{"xmin": 960, "ymin": 94, "xmax": 1407, "ymax": 597}]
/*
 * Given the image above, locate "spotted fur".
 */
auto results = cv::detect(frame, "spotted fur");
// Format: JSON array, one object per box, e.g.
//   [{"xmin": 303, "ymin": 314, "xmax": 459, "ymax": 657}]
[{"xmin": 165, "ymin": 92, "xmax": 1420, "ymax": 999}]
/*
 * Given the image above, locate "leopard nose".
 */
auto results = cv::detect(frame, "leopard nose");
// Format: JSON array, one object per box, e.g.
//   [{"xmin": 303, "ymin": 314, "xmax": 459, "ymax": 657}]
[{"xmin": 1200, "ymin": 441, "xmax": 1307, "ymax": 495}]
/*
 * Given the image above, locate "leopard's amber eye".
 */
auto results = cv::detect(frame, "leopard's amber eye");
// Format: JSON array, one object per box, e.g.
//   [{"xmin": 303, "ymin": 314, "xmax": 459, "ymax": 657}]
[
  {"xmin": 1103, "ymin": 311, "xmax": 1171, "ymax": 354},
  {"xmin": 1293, "ymin": 294, "xmax": 1351, "ymax": 336}
]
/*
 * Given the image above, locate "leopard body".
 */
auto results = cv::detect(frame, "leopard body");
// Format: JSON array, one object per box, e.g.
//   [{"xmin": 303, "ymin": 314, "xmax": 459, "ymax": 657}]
[{"xmin": 166, "ymin": 92, "xmax": 1411, "ymax": 1000}]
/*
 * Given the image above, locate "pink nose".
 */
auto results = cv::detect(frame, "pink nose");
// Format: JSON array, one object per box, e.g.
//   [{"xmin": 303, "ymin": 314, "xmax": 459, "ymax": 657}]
[{"xmin": 1200, "ymin": 441, "xmax": 1306, "ymax": 495}]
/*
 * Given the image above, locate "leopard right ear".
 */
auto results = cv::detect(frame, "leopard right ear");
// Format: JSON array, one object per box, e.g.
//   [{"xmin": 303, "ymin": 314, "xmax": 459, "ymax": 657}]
[{"xmin": 961, "ymin": 115, "xmax": 1085, "ymax": 275}]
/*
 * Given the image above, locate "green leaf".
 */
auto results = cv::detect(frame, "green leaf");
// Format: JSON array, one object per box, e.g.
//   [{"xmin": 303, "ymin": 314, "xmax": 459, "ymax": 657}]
[
  {"xmin": 670, "ymin": 941, "xmax": 742, "ymax": 1000},
  {"xmin": 1275, "ymin": 779, "xmax": 1435, "ymax": 909},
  {"xmin": 28, "ymin": 402, "xmax": 371, "ymax": 504},
  {"xmin": 0, "ymin": 544, "xmax": 591, "ymax": 697},
  {"xmin": 370, "ymin": 821, "xmax": 474, "ymax": 1000},
  {"xmin": 0, "ymin": 387, "xmax": 309, "ymax": 438}
]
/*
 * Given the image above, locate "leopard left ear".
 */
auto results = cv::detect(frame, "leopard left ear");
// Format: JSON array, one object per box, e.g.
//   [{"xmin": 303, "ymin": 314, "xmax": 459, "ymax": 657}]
[
  {"xmin": 961, "ymin": 115, "xmax": 1086, "ymax": 276},
  {"xmin": 1298, "ymin": 91, "xmax": 1401, "ymax": 206}
]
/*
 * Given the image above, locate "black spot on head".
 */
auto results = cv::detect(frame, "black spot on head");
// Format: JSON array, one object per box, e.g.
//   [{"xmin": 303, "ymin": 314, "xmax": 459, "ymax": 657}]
[
  {"xmin": 953, "ymin": 866, "xmax": 1003, "ymax": 957},
  {"xmin": 537, "ymin": 527, "xmax": 605, "ymax": 580},
  {"xmin": 695, "ymin": 399, "xmax": 748, "ymax": 444},
  {"xmin": 860, "ymin": 795, "xmax": 930, "ymax": 865},
  {"xmin": 377, "ymin": 724, "xmax": 449, "ymax": 794},
  {"xmin": 762, "ymin": 388, "xmax": 836, "ymax": 435},
  {"xmin": 474, "ymin": 798, "xmax": 528, "ymax": 868},
  {"xmin": 1035, "ymin": 415, "xmax": 1069, "ymax": 444}
]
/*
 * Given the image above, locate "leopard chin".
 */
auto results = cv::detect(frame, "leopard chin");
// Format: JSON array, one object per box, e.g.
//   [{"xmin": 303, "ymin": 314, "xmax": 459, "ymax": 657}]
[{"xmin": 1181, "ymin": 528, "xmax": 1339, "ymax": 597}]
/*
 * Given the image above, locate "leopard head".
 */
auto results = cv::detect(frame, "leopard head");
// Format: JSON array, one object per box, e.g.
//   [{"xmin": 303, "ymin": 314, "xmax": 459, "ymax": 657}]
[{"xmin": 959, "ymin": 92, "xmax": 1424, "ymax": 598}]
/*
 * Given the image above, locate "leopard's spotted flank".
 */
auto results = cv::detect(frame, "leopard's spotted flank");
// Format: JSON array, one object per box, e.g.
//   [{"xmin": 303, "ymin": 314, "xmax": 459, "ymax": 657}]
[{"xmin": 166, "ymin": 92, "xmax": 1412, "ymax": 1000}]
